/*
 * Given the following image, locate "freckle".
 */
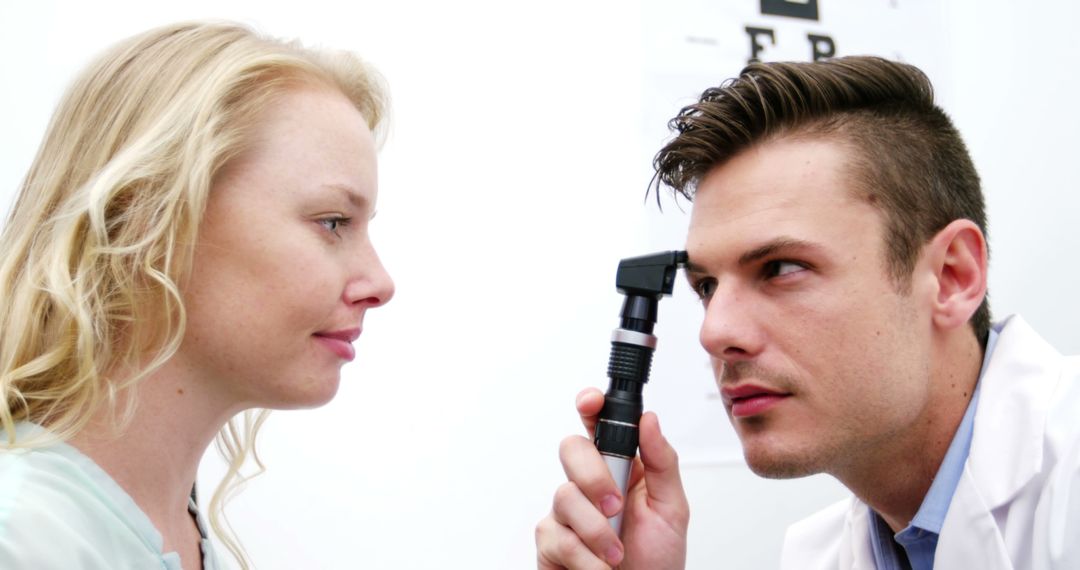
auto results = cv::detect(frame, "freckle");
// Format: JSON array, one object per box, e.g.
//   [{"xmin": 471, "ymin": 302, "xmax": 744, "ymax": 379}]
[
  {"xmin": 177, "ymin": 388, "xmax": 184, "ymax": 395},
  {"xmin": 951, "ymin": 383, "xmax": 955, "ymax": 388},
  {"xmin": 963, "ymin": 392, "xmax": 969, "ymax": 397}
]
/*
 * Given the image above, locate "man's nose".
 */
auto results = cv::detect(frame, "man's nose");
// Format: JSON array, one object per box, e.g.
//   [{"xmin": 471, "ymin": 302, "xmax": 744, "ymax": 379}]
[{"xmin": 698, "ymin": 283, "xmax": 765, "ymax": 364}]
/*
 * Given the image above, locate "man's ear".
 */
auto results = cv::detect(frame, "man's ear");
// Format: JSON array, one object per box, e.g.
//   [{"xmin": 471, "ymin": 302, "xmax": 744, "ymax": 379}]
[{"xmin": 922, "ymin": 219, "xmax": 988, "ymax": 331}]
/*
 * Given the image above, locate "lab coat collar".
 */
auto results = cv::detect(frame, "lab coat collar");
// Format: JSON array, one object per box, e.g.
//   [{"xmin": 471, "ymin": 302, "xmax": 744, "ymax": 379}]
[
  {"xmin": 933, "ymin": 315, "xmax": 1064, "ymax": 569},
  {"xmin": 968, "ymin": 315, "xmax": 1061, "ymax": 509},
  {"xmin": 935, "ymin": 463, "xmax": 1014, "ymax": 569},
  {"xmin": 841, "ymin": 499, "xmax": 877, "ymax": 570}
]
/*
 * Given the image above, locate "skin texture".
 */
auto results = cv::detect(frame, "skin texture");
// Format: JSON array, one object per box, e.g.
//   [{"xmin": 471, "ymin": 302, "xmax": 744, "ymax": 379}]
[
  {"xmin": 687, "ymin": 137, "xmax": 935, "ymax": 481},
  {"xmin": 179, "ymin": 84, "xmax": 394, "ymax": 411},
  {"xmin": 72, "ymin": 85, "xmax": 394, "ymax": 570},
  {"xmin": 536, "ymin": 135, "xmax": 987, "ymax": 568}
]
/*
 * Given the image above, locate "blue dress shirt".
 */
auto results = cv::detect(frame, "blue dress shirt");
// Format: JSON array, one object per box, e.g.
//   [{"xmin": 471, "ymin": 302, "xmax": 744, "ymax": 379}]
[{"xmin": 868, "ymin": 326, "xmax": 1001, "ymax": 570}]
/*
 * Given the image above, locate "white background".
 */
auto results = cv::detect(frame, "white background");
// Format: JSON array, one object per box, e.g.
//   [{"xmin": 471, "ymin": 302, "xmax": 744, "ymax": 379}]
[{"xmin": 1, "ymin": 1, "xmax": 1077, "ymax": 568}]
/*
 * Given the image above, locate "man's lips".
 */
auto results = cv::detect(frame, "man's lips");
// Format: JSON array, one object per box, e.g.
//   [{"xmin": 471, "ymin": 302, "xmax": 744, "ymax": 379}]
[
  {"xmin": 313, "ymin": 328, "xmax": 361, "ymax": 361},
  {"xmin": 720, "ymin": 384, "xmax": 791, "ymax": 418}
]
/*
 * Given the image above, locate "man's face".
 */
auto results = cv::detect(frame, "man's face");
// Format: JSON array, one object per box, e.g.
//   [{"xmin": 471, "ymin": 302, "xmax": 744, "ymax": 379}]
[{"xmin": 685, "ymin": 136, "xmax": 935, "ymax": 479}]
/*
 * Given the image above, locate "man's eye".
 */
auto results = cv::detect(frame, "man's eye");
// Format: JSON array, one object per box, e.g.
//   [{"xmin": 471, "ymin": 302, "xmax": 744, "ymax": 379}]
[
  {"xmin": 693, "ymin": 278, "xmax": 717, "ymax": 300},
  {"xmin": 764, "ymin": 260, "xmax": 805, "ymax": 278}
]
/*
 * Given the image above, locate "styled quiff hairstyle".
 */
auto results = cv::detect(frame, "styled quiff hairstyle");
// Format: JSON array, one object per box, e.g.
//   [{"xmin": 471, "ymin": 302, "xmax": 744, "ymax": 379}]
[
  {"xmin": 653, "ymin": 56, "xmax": 990, "ymax": 343},
  {"xmin": 0, "ymin": 21, "xmax": 387, "ymax": 568}
]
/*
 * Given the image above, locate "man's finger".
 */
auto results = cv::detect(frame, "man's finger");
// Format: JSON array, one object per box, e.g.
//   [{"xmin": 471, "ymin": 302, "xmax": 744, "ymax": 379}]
[
  {"xmin": 576, "ymin": 388, "xmax": 605, "ymax": 436},
  {"xmin": 559, "ymin": 435, "xmax": 623, "ymax": 517},
  {"xmin": 550, "ymin": 482, "xmax": 624, "ymax": 567},
  {"xmin": 637, "ymin": 412, "xmax": 690, "ymax": 525},
  {"xmin": 536, "ymin": 512, "xmax": 615, "ymax": 570}
]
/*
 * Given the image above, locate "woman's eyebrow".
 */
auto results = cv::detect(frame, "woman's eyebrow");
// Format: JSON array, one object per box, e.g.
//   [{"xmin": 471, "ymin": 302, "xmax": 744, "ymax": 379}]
[{"xmin": 320, "ymin": 182, "xmax": 369, "ymax": 210}]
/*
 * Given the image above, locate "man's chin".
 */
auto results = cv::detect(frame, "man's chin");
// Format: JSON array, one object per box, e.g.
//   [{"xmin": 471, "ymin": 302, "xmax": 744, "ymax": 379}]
[{"xmin": 741, "ymin": 446, "xmax": 821, "ymax": 479}]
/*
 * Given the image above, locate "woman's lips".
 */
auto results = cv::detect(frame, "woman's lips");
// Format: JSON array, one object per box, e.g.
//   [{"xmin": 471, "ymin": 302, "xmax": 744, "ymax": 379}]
[
  {"xmin": 313, "ymin": 329, "xmax": 360, "ymax": 361},
  {"xmin": 721, "ymin": 384, "xmax": 791, "ymax": 418}
]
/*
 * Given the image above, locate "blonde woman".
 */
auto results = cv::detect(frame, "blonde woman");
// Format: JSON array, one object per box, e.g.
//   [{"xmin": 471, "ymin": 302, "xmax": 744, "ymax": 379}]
[{"xmin": 0, "ymin": 21, "xmax": 394, "ymax": 569}]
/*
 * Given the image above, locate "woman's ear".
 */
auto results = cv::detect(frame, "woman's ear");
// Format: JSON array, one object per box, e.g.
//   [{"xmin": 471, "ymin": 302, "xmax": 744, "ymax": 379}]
[{"xmin": 922, "ymin": 219, "xmax": 988, "ymax": 332}]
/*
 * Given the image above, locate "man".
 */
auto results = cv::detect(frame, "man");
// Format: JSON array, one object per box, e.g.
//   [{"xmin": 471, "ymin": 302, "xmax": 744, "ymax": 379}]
[{"xmin": 535, "ymin": 56, "xmax": 1080, "ymax": 569}]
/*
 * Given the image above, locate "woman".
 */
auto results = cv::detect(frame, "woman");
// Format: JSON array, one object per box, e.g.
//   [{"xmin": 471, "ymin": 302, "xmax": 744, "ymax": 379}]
[{"xmin": 0, "ymin": 21, "xmax": 394, "ymax": 569}]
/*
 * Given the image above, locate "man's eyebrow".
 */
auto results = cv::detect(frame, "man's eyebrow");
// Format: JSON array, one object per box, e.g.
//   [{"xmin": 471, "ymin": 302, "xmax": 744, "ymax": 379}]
[
  {"xmin": 683, "ymin": 237, "xmax": 824, "ymax": 274},
  {"xmin": 684, "ymin": 259, "xmax": 708, "ymax": 275},
  {"xmin": 739, "ymin": 237, "xmax": 823, "ymax": 266}
]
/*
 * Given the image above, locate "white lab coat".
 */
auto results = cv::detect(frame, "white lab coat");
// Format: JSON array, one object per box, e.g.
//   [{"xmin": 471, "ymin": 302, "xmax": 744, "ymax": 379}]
[{"xmin": 780, "ymin": 315, "xmax": 1080, "ymax": 570}]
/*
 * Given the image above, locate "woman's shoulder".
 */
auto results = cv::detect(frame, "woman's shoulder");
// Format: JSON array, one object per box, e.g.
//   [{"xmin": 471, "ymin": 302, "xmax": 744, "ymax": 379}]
[
  {"xmin": 0, "ymin": 437, "xmax": 106, "ymax": 517},
  {"xmin": 0, "ymin": 428, "xmax": 168, "ymax": 569}
]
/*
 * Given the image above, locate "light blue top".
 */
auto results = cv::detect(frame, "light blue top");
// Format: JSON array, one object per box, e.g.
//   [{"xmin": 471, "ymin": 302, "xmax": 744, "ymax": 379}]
[
  {"xmin": 0, "ymin": 422, "xmax": 222, "ymax": 570},
  {"xmin": 868, "ymin": 326, "xmax": 1001, "ymax": 570}
]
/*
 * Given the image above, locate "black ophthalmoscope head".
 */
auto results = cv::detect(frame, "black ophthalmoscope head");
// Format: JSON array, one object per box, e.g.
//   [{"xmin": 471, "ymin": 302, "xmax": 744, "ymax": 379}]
[
  {"xmin": 595, "ymin": 250, "xmax": 689, "ymax": 466},
  {"xmin": 615, "ymin": 250, "xmax": 688, "ymax": 334}
]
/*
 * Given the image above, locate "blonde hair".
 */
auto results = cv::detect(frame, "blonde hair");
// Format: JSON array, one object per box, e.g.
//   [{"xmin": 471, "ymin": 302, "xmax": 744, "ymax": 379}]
[{"xmin": 0, "ymin": 21, "xmax": 387, "ymax": 568}]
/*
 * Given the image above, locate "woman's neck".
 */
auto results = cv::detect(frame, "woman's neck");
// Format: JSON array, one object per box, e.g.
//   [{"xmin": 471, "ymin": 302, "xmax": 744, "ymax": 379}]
[{"xmin": 69, "ymin": 359, "xmax": 239, "ymax": 553}]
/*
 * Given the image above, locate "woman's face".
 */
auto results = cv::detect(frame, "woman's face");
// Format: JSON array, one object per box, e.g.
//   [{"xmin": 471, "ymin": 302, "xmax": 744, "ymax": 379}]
[{"xmin": 179, "ymin": 85, "xmax": 394, "ymax": 410}]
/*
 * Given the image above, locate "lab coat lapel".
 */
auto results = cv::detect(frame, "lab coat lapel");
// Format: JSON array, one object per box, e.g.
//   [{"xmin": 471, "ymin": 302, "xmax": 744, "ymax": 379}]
[
  {"xmin": 840, "ymin": 499, "xmax": 876, "ymax": 570},
  {"xmin": 936, "ymin": 316, "xmax": 1061, "ymax": 569},
  {"xmin": 935, "ymin": 464, "xmax": 1013, "ymax": 569},
  {"xmin": 968, "ymin": 316, "xmax": 1058, "ymax": 508}
]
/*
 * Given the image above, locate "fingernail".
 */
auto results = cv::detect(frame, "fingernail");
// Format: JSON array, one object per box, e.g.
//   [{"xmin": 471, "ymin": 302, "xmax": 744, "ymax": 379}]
[
  {"xmin": 606, "ymin": 544, "xmax": 624, "ymax": 566},
  {"xmin": 600, "ymin": 494, "xmax": 621, "ymax": 517}
]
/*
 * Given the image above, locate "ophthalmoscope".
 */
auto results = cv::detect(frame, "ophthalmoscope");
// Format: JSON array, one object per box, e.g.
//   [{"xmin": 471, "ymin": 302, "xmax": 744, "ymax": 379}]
[{"xmin": 593, "ymin": 250, "xmax": 687, "ymax": 534}]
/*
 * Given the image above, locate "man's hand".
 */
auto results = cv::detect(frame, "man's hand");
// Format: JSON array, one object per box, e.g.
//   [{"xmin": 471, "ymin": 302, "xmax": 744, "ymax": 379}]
[{"xmin": 535, "ymin": 388, "xmax": 689, "ymax": 569}]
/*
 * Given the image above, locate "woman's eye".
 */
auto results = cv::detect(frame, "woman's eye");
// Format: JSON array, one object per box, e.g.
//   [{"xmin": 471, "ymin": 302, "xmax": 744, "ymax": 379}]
[
  {"xmin": 319, "ymin": 216, "xmax": 351, "ymax": 236},
  {"xmin": 764, "ymin": 260, "xmax": 805, "ymax": 278}
]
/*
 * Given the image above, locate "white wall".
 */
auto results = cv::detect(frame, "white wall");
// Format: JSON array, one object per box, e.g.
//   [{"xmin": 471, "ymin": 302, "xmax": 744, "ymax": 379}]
[
  {"xmin": 1, "ymin": 1, "xmax": 1076, "ymax": 569},
  {"xmin": 945, "ymin": 0, "xmax": 1080, "ymax": 356}
]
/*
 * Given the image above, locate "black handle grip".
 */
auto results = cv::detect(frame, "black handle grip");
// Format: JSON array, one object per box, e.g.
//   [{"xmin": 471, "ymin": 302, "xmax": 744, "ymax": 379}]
[{"xmin": 595, "ymin": 339, "xmax": 654, "ymax": 458}]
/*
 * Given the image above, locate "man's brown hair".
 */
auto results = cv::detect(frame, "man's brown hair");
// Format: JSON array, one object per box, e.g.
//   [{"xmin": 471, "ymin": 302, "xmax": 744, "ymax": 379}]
[{"xmin": 653, "ymin": 56, "xmax": 990, "ymax": 343}]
